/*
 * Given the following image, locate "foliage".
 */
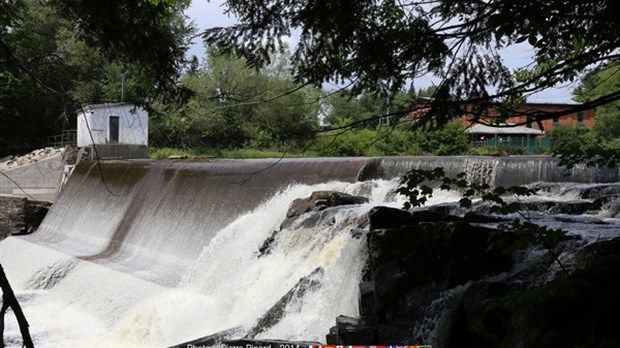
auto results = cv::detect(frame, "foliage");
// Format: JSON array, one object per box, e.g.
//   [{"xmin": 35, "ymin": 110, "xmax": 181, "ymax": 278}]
[
  {"xmin": 0, "ymin": 0, "xmax": 193, "ymax": 156},
  {"xmin": 547, "ymin": 126, "xmax": 595, "ymax": 156},
  {"xmin": 150, "ymin": 47, "xmax": 321, "ymax": 150},
  {"xmin": 51, "ymin": 0, "xmax": 193, "ymax": 97},
  {"xmin": 313, "ymin": 119, "xmax": 469, "ymax": 157},
  {"xmin": 414, "ymin": 119, "xmax": 469, "ymax": 155},
  {"xmin": 396, "ymin": 167, "xmax": 570, "ymax": 273},
  {"xmin": 206, "ymin": 0, "xmax": 620, "ymax": 126},
  {"xmin": 324, "ymin": 88, "xmax": 416, "ymax": 127},
  {"xmin": 551, "ymin": 62, "xmax": 620, "ymax": 168},
  {"xmin": 396, "ymin": 167, "xmax": 537, "ymax": 211},
  {"xmin": 148, "ymin": 146, "xmax": 315, "ymax": 159}
]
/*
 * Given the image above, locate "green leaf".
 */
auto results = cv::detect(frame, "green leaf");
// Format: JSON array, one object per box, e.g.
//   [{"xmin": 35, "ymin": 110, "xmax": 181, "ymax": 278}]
[{"xmin": 459, "ymin": 197, "xmax": 472, "ymax": 208}]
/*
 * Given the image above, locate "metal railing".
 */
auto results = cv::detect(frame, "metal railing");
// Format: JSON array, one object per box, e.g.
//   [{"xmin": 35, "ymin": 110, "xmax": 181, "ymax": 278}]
[{"xmin": 45, "ymin": 130, "xmax": 77, "ymax": 148}]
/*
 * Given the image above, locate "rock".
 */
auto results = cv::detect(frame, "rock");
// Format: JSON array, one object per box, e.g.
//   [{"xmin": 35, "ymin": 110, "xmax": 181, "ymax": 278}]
[
  {"xmin": 0, "ymin": 197, "xmax": 51, "ymax": 239},
  {"xmin": 286, "ymin": 198, "xmax": 310, "ymax": 218},
  {"xmin": 258, "ymin": 230, "xmax": 279, "ymax": 256},
  {"xmin": 444, "ymin": 237, "xmax": 620, "ymax": 348},
  {"xmin": 521, "ymin": 200, "xmax": 602, "ymax": 215},
  {"xmin": 281, "ymin": 191, "xmax": 368, "ymax": 229},
  {"xmin": 326, "ymin": 315, "xmax": 376, "ymax": 344},
  {"xmin": 368, "ymin": 206, "xmax": 464, "ymax": 232},
  {"xmin": 287, "ymin": 191, "xmax": 368, "ymax": 218},
  {"xmin": 368, "ymin": 206, "xmax": 413, "ymax": 230},
  {"xmin": 169, "ymin": 330, "xmax": 321, "ymax": 348},
  {"xmin": 168, "ymin": 326, "xmax": 243, "ymax": 348},
  {"xmin": 244, "ymin": 267, "xmax": 324, "ymax": 339},
  {"xmin": 410, "ymin": 209, "xmax": 463, "ymax": 223},
  {"xmin": 0, "ymin": 147, "xmax": 64, "ymax": 170},
  {"xmin": 463, "ymin": 212, "xmax": 509, "ymax": 223},
  {"xmin": 362, "ymin": 214, "xmax": 537, "ymax": 343}
]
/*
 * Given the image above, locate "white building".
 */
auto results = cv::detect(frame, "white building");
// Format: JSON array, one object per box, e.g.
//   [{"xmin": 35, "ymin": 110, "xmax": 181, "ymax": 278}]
[{"xmin": 76, "ymin": 103, "xmax": 148, "ymax": 147}]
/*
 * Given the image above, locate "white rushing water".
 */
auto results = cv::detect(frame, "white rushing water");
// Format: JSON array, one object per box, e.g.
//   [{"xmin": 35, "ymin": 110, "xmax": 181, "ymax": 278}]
[
  {"xmin": 0, "ymin": 179, "xmax": 433, "ymax": 347},
  {"xmin": 1, "ymin": 172, "xmax": 617, "ymax": 347}
]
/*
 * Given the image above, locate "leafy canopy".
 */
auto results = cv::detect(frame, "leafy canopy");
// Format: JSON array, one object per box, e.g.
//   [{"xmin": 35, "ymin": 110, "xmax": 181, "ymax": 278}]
[{"xmin": 206, "ymin": 0, "xmax": 620, "ymax": 123}]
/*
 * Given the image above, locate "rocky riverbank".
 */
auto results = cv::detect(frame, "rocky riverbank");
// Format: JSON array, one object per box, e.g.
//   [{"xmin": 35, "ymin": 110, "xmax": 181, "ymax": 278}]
[
  {"xmin": 327, "ymin": 204, "xmax": 620, "ymax": 347},
  {"xmin": 176, "ymin": 188, "xmax": 620, "ymax": 347},
  {"xmin": 0, "ymin": 196, "xmax": 50, "ymax": 239}
]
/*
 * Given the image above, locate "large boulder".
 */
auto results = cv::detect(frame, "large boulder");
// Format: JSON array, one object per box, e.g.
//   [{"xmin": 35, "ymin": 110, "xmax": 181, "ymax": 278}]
[
  {"xmin": 326, "ymin": 315, "xmax": 375, "ymax": 344},
  {"xmin": 444, "ymin": 237, "xmax": 620, "ymax": 348},
  {"xmin": 355, "ymin": 207, "xmax": 579, "ymax": 344},
  {"xmin": 286, "ymin": 191, "xmax": 369, "ymax": 219},
  {"xmin": 281, "ymin": 191, "xmax": 368, "ymax": 230}
]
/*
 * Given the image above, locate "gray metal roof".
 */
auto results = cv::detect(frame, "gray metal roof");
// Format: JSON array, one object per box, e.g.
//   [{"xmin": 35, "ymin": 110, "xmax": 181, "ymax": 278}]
[
  {"xmin": 465, "ymin": 123, "xmax": 544, "ymax": 136},
  {"xmin": 75, "ymin": 102, "xmax": 135, "ymax": 114}
]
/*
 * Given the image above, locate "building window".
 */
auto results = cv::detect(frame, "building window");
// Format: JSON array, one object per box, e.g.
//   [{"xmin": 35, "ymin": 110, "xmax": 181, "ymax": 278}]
[
  {"xmin": 577, "ymin": 111, "xmax": 584, "ymax": 125},
  {"xmin": 526, "ymin": 116, "xmax": 533, "ymax": 128},
  {"xmin": 553, "ymin": 117, "xmax": 559, "ymax": 125}
]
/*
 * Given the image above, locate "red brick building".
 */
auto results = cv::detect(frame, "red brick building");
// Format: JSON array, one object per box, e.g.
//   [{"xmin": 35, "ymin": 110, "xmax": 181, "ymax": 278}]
[
  {"xmin": 410, "ymin": 101, "xmax": 596, "ymax": 133},
  {"xmin": 464, "ymin": 103, "xmax": 596, "ymax": 132}
]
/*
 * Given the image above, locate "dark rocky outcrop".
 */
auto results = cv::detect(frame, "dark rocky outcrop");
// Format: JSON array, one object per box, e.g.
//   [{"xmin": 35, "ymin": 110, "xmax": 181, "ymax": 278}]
[
  {"xmin": 0, "ymin": 196, "xmax": 50, "ymax": 239},
  {"xmin": 245, "ymin": 267, "xmax": 324, "ymax": 338},
  {"xmin": 326, "ymin": 205, "xmax": 615, "ymax": 347},
  {"xmin": 168, "ymin": 327, "xmax": 243, "ymax": 348},
  {"xmin": 258, "ymin": 230, "xmax": 279, "ymax": 257},
  {"xmin": 172, "ymin": 338, "xmax": 321, "ymax": 348},
  {"xmin": 443, "ymin": 237, "xmax": 620, "ymax": 348},
  {"xmin": 326, "ymin": 315, "xmax": 375, "ymax": 344},
  {"xmin": 285, "ymin": 191, "xmax": 368, "ymax": 220},
  {"xmin": 521, "ymin": 200, "xmax": 603, "ymax": 215},
  {"xmin": 365, "ymin": 219, "xmax": 517, "ymax": 343},
  {"xmin": 261, "ymin": 191, "xmax": 369, "ymax": 255}
]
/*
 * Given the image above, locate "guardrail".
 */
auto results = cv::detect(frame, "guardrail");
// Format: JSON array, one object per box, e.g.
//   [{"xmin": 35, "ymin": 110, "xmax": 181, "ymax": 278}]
[{"xmin": 45, "ymin": 130, "xmax": 77, "ymax": 148}]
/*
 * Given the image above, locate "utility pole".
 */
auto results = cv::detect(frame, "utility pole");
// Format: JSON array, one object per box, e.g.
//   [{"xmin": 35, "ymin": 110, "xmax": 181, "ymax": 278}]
[{"xmin": 121, "ymin": 72, "xmax": 125, "ymax": 102}]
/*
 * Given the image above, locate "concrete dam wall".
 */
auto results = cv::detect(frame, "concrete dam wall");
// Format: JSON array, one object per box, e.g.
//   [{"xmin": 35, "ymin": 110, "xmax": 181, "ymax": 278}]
[
  {"xmin": 21, "ymin": 156, "xmax": 618, "ymax": 285},
  {"xmin": 0, "ymin": 156, "xmax": 617, "ymax": 346}
]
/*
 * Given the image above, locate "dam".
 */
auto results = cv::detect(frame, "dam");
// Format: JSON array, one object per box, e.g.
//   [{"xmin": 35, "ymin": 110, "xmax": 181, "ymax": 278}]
[{"xmin": 0, "ymin": 156, "xmax": 617, "ymax": 346}]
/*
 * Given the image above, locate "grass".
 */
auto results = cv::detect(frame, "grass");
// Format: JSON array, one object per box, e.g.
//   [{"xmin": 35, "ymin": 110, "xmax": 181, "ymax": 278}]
[
  {"xmin": 149, "ymin": 147, "xmax": 319, "ymax": 159},
  {"xmin": 150, "ymin": 145, "xmax": 552, "ymax": 159}
]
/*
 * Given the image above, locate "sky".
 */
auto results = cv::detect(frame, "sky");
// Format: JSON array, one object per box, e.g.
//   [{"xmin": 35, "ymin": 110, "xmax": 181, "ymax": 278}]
[{"xmin": 185, "ymin": 0, "xmax": 575, "ymax": 104}]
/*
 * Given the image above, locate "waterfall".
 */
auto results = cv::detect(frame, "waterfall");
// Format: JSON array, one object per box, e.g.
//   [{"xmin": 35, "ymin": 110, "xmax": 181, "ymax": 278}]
[
  {"xmin": 0, "ymin": 156, "xmax": 617, "ymax": 347},
  {"xmin": 379, "ymin": 156, "xmax": 618, "ymax": 186},
  {"xmin": 0, "ymin": 158, "xmax": 405, "ymax": 346}
]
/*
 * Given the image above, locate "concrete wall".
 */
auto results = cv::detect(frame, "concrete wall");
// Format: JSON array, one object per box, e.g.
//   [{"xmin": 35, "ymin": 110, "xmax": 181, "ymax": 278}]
[
  {"xmin": 0, "ymin": 155, "xmax": 65, "ymax": 202},
  {"xmin": 77, "ymin": 104, "xmax": 148, "ymax": 147},
  {"xmin": 82, "ymin": 144, "xmax": 149, "ymax": 160}
]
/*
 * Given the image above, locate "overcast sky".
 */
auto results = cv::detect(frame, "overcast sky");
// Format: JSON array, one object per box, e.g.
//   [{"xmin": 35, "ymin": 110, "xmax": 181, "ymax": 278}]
[{"xmin": 185, "ymin": 0, "xmax": 574, "ymax": 104}]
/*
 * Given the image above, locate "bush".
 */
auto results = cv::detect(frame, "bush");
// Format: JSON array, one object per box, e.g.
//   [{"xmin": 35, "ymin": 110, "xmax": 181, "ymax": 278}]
[{"xmin": 547, "ymin": 125, "xmax": 595, "ymax": 155}]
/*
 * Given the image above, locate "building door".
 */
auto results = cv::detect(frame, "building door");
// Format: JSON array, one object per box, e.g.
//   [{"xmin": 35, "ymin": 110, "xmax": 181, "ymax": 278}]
[{"xmin": 109, "ymin": 116, "xmax": 119, "ymax": 144}]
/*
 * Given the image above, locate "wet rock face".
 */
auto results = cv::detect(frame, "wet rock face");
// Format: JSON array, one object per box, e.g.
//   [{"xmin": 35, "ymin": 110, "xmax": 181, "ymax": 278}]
[
  {"xmin": 245, "ymin": 267, "xmax": 324, "ymax": 339},
  {"xmin": 0, "ymin": 197, "xmax": 50, "ymax": 239},
  {"xmin": 328, "ymin": 205, "xmax": 613, "ymax": 347},
  {"xmin": 281, "ymin": 191, "xmax": 368, "ymax": 230},
  {"xmin": 364, "ymin": 209, "xmax": 517, "ymax": 343},
  {"xmin": 446, "ymin": 237, "xmax": 620, "ymax": 348},
  {"xmin": 287, "ymin": 191, "xmax": 369, "ymax": 218}
]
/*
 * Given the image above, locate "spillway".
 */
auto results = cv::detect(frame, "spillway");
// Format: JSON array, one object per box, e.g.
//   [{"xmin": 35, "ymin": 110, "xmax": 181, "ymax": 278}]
[{"xmin": 0, "ymin": 156, "xmax": 617, "ymax": 347}]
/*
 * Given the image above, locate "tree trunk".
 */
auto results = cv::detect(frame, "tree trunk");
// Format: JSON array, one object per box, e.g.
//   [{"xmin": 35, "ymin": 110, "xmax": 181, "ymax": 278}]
[{"xmin": 0, "ymin": 264, "xmax": 34, "ymax": 348}]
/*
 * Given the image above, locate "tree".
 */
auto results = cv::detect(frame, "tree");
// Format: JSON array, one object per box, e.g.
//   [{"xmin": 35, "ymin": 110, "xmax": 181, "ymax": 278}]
[
  {"xmin": 150, "ymin": 47, "xmax": 321, "ymax": 150},
  {"xmin": 0, "ymin": 0, "xmax": 193, "ymax": 156},
  {"xmin": 51, "ymin": 0, "xmax": 193, "ymax": 97},
  {"xmin": 573, "ymin": 61, "xmax": 620, "ymax": 141},
  {"xmin": 548, "ymin": 61, "xmax": 620, "ymax": 166},
  {"xmin": 205, "ymin": 0, "xmax": 620, "ymax": 126}
]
